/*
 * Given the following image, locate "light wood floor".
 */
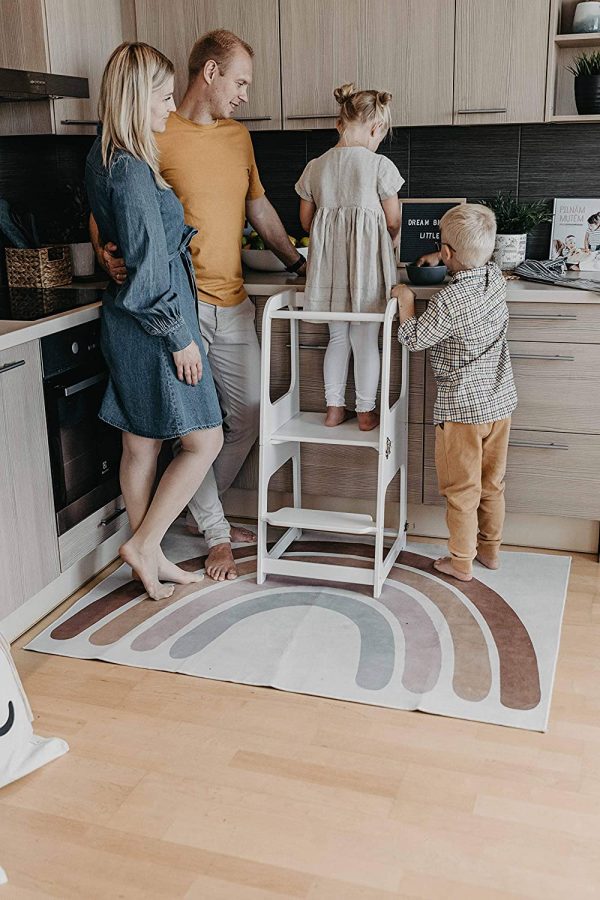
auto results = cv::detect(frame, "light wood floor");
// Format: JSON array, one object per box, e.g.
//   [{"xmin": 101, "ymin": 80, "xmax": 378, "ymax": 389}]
[{"xmin": 1, "ymin": 539, "xmax": 600, "ymax": 899}]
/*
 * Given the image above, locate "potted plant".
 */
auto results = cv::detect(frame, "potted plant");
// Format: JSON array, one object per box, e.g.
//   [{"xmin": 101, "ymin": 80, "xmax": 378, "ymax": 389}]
[
  {"xmin": 567, "ymin": 50, "xmax": 600, "ymax": 115},
  {"xmin": 48, "ymin": 182, "xmax": 95, "ymax": 277},
  {"xmin": 481, "ymin": 193, "xmax": 552, "ymax": 271}
]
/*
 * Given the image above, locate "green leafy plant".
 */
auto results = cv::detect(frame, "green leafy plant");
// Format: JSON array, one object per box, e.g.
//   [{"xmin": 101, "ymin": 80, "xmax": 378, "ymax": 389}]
[
  {"xmin": 480, "ymin": 193, "xmax": 552, "ymax": 235},
  {"xmin": 567, "ymin": 50, "xmax": 600, "ymax": 78}
]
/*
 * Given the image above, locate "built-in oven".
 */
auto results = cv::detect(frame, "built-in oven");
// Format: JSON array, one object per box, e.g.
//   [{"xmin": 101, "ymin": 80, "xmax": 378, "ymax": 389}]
[{"xmin": 41, "ymin": 320, "xmax": 122, "ymax": 536}]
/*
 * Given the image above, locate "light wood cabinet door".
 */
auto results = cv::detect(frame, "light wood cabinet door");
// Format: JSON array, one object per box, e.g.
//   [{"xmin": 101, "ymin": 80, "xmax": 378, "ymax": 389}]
[
  {"xmin": 280, "ymin": 0, "xmax": 361, "ymax": 130},
  {"xmin": 134, "ymin": 0, "xmax": 281, "ymax": 129},
  {"xmin": 45, "ymin": 0, "xmax": 128, "ymax": 135},
  {"xmin": 0, "ymin": 341, "xmax": 60, "ymax": 619},
  {"xmin": 454, "ymin": 0, "xmax": 550, "ymax": 124},
  {"xmin": 0, "ymin": 0, "xmax": 54, "ymax": 135},
  {"xmin": 361, "ymin": 0, "xmax": 454, "ymax": 127}
]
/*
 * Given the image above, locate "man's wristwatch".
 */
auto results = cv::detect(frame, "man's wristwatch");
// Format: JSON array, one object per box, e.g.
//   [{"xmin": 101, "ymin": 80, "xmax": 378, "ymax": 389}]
[{"xmin": 286, "ymin": 254, "xmax": 305, "ymax": 274}]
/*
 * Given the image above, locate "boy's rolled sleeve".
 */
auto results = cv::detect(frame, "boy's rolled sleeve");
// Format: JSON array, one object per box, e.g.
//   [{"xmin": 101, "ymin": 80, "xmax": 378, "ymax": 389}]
[{"xmin": 397, "ymin": 293, "xmax": 454, "ymax": 351}]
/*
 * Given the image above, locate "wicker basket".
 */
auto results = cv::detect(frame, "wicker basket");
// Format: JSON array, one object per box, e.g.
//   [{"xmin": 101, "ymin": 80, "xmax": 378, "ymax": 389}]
[{"xmin": 5, "ymin": 245, "xmax": 72, "ymax": 288}]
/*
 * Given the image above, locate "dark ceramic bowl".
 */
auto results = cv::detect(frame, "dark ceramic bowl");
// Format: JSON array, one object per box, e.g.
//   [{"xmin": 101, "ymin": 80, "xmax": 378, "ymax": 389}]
[{"xmin": 405, "ymin": 263, "xmax": 447, "ymax": 286}]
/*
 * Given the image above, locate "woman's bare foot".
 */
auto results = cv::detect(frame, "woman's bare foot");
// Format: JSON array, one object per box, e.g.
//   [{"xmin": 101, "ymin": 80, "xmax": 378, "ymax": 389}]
[
  {"xmin": 476, "ymin": 551, "xmax": 500, "ymax": 570},
  {"xmin": 433, "ymin": 557, "xmax": 473, "ymax": 582},
  {"xmin": 206, "ymin": 542, "xmax": 238, "ymax": 581},
  {"xmin": 325, "ymin": 406, "xmax": 347, "ymax": 427},
  {"xmin": 230, "ymin": 525, "xmax": 256, "ymax": 544},
  {"xmin": 157, "ymin": 550, "xmax": 203, "ymax": 585},
  {"xmin": 120, "ymin": 539, "xmax": 175, "ymax": 601},
  {"xmin": 357, "ymin": 411, "xmax": 380, "ymax": 432}
]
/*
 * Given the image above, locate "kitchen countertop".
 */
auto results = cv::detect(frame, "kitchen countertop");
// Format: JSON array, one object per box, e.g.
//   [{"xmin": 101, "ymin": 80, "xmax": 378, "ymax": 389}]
[{"xmin": 2, "ymin": 268, "xmax": 600, "ymax": 352}]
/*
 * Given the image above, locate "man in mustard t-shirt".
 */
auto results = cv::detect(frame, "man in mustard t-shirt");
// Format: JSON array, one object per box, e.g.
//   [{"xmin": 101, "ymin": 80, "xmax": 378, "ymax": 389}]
[{"xmin": 93, "ymin": 31, "xmax": 305, "ymax": 581}]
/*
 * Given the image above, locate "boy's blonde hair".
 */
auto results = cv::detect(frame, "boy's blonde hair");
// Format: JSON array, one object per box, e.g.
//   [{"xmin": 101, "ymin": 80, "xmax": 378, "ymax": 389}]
[
  {"xmin": 334, "ymin": 82, "xmax": 392, "ymax": 136},
  {"xmin": 188, "ymin": 30, "xmax": 254, "ymax": 84},
  {"xmin": 99, "ymin": 42, "xmax": 174, "ymax": 190},
  {"xmin": 440, "ymin": 203, "xmax": 497, "ymax": 269}
]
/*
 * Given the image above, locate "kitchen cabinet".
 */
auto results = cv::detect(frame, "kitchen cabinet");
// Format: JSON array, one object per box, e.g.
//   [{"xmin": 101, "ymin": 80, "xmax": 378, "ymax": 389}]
[
  {"xmin": 0, "ymin": 0, "xmax": 53, "ymax": 134},
  {"xmin": 134, "ymin": 0, "xmax": 282, "ymax": 130},
  {"xmin": 0, "ymin": 340, "xmax": 60, "ymax": 619},
  {"xmin": 453, "ymin": 0, "xmax": 550, "ymax": 124}
]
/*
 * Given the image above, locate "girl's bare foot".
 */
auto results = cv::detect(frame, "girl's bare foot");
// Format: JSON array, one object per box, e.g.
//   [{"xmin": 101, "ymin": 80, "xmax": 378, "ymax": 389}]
[
  {"xmin": 433, "ymin": 557, "xmax": 473, "ymax": 582},
  {"xmin": 325, "ymin": 406, "xmax": 348, "ymax": 427},
  {"xmin": 357, "ymin": 411, "xmax": 380, "ymax": 432},
  {"xmin": 120, "ymin": 539, "xmax": 175, "ymax": 601},
  {"xmin": 157, "ymin": 550, "xmax": 203, "ymax": 585},
  {"xmin": 476, "ymin": 551, "xmax": 500, "ymax": 570}
]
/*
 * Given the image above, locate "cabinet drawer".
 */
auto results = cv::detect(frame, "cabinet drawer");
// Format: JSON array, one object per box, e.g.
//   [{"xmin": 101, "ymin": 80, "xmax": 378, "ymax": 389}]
[
  {"xmin": 423, "ymin": 425, "xmax": 600, "ymax": 518},
  {"xmin": 234, "ymin": 423, "xmax": 423, "ymax": 505},
  {"xmin": 509, "ymin": 341, "xmax": 600, "ymax": 434},
  {"xmin": 58, "ymin": 496, "xmax": 128, "ymax": 572},
  {"xmin": 507, "ymin": 303, "xmax": 600, "ymax": 344}
]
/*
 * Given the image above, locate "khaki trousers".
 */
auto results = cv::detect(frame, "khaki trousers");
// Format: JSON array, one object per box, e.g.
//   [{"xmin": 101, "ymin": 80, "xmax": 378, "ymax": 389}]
[{"xmin": 434, "ymin": 418, "xmax": 511, "ymax": 575}]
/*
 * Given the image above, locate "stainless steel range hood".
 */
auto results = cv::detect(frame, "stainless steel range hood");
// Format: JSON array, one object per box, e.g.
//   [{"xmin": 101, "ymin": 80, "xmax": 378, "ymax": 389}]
[{"xmin": 0, "ymin": 67, "xmax": 88, "ymax": 101}]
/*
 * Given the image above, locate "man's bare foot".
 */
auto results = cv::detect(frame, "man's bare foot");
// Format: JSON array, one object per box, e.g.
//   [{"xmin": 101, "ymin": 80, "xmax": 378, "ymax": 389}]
[
  {"xmin": 324, "ymin": 406, "xmax": 347, "ymax": 427},
  {"xmin": 433, "ymin": 557, "xmax": 473, "ymax": 582},
  {"xmin": 230, "ymin": 525, "xmax": 256, "ymax": 544},
  {"xmin": 357, "ymin": 411, "xmax": 380, "ymax": 432},
  {"xmin": 119, "ymin": 539, "xmax": 175, "ymax": 600},
  {"xmin": 205, "ymin": 542, "xmax": 238, "ymax": 581},
  {"xmin": 157, "ymin": 550, "xmax": 203, "ymax": 585},
  {"xmin": 476, "ymin": 551, "xmax": 500, "ymax": 570}
]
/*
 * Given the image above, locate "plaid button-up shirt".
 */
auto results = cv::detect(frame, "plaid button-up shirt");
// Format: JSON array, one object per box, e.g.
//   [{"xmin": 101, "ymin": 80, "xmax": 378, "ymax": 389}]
[{"xmin": 397, "ymin": 262, "xmax": 517, "ymax": 425}]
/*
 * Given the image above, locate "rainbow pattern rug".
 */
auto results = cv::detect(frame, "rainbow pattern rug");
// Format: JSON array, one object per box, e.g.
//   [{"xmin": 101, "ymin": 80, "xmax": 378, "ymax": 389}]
[{"xmin": 26, "ymin": 526, "xmax": 570, "ymax": 731}]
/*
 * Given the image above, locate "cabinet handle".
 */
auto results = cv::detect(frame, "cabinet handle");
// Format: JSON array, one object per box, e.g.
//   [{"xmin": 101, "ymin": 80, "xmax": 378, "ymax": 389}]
[
  {"xmin": 509, "ymin": 352, "xmax": 575, "ymax": 361},
  {"xmin": 456, "ymin": 107, "xmax": 507, "ymax": 114},
  {"xmin": 235, "ymin": 115, "xmax": 272, "ymax": 121},
  {"xmin": 60, "ymin": 119, "xmax": 100, "ymax": 125},
  {"xmin": 286, "ymin": 343, "xmax": 328, "ymax": 350},
  {"xmin": 0, "ymin": 359, "xmax": 26, "ymax": 375},
  {"xmin": 99, "ymin": 507, "xmax": 126, "ymax": 527},
  {"xmin": 509, "ymin": 440, "xmax": 569, "ymax": 450},
  {"xmin": 510, "ymin": 313, "xmax": 577, "ymax": 321},
  {"xmin": 287, "ymin": 114, "xmax": 338, "ymax": 120}
]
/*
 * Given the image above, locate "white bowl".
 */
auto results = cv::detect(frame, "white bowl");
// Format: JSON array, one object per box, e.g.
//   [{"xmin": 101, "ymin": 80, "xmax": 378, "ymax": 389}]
[{"xmin": 242, "ymin": 246, "xmax": 307, "ymax": 272}]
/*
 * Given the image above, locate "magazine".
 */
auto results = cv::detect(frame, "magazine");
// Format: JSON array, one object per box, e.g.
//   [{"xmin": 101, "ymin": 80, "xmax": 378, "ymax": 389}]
[{"xmin": 549, "ymin": 198, "xmax": 600, "ymax": 274}]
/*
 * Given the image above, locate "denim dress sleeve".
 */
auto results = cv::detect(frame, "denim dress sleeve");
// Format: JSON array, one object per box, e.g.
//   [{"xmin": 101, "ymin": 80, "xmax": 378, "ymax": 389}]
[{"xmin": 108, "ymin": 155, "xmax": 193, "ymax": 353}]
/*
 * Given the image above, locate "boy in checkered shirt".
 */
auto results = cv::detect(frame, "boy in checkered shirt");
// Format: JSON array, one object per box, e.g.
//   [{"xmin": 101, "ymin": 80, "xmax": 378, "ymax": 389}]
[{"xmin": 394, "ymin": 203, "xmax": 517, "ymax": 582}]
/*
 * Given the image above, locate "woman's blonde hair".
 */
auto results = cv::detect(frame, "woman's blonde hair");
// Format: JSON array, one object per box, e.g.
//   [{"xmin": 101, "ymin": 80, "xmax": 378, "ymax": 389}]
[
  {"xmin": 334, "ymin": 82, "xmax": 392, "ymax": 136},
  {"xmin": 99, "ymin": 42, "xmax": 174, "ymax": 189}
]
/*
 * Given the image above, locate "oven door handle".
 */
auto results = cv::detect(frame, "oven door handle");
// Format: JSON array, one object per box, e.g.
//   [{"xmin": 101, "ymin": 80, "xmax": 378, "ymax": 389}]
[{"xmin": 62, "ymin": 372, "xmax": 106, "ymax": 397}]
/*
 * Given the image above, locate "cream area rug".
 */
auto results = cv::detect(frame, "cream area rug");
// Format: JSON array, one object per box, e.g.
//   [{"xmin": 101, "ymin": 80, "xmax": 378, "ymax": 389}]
[{"xmin": 26, "ymin": 524, "xmax": 570, "ymax": 732}]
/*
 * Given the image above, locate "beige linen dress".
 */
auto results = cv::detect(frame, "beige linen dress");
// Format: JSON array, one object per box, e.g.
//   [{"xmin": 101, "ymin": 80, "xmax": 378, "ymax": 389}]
[{"xmin": 295, "ymin": 147, "xmax": 404, "ymax": 313}]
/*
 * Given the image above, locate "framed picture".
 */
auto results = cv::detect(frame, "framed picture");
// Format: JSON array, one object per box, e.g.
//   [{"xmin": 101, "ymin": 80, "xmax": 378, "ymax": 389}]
[
  {"xmin": 397, "ymin": 197, "xmax": 466, "ymax": 266},
  {"xmin": 550, "ymin": 198, "xmax": 600, "ymax": 274}
]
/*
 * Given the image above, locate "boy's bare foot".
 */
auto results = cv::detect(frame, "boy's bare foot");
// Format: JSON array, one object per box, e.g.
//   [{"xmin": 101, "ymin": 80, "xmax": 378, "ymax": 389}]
[
  {"xmin": 157, "ymin": 550, "xmax": 203, "ymax": 585},
  {"xmin": 206, "ymin": 542, "xmax": 238, "ymax": 581},
  {"xmin": 325, "ymin": 406, "xmax": 347, "ymax": 427},
  {"xmin": 357, "ymin": 411, "xmax": 380, "ymax": 432},
  {"xmin": 476, "ymin": 551, "xmax": 500, "ymax": 570},
  {"xmin": 120, "ymin": 539, "xmax": 175, "ymax": 601},
  {"xmin": 433, "ymin": 557, "xmax": 473, "ymax": 582},
  {"xmin": 230, "ymin": 525, "xmax": 256, "ymax": 544}
]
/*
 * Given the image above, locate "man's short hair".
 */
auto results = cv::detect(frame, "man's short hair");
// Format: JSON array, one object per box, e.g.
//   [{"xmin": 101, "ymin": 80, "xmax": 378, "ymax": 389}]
[
  {"xmin": 188, "ymin": 29, "xmax": 254, "ymax": 83},
  {"xmin": 440, "ymin": 203, "xmax": 497, "ymax": 269}
]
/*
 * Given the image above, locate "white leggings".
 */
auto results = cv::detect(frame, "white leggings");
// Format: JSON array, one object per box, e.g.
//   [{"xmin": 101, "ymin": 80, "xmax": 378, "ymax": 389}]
[{"xmin": 323, "ymin": 321, "xmax": 381, "ymax": 412}]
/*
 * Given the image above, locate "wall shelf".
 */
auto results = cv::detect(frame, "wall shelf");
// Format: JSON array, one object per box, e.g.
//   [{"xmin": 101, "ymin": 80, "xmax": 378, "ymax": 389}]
[
  {"xmin": 555, "ymin": 32, "xmax": 600, "ymax": 47},
  {"xmin": 545, "ymin": 0, "xmax": 600, "ymax": 121},
  {"xmin": 549, "ymin": 113, "xmax": 600, "ymax": 122}
]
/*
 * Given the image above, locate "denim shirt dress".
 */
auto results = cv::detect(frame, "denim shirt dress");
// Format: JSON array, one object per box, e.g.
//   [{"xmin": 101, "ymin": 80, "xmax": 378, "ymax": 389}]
[{"xmin": 85, "ymin": 138, "xmax": 222, "ymax": 439}]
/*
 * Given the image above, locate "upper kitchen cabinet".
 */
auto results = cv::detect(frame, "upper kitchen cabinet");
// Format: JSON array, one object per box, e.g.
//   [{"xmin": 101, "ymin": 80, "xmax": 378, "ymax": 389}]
[
  {"xmin": 134, "ymin": 0, "xmax": 281, "ymax": 130},
  {"xmin": 453, "ymin": 0, "xmax": 551, "ymax": 124},
  {"xmin": 0, "ymin": 0, "xmax": 53, "ymax": 134},
  {"xmin": 280, "ymin": 0, "xmax": 362, "ymax": 129},
  {"xmin": 361, "ymin": 0, "xmax": 455, "ymax": 127},
  {"xmin": 45, "ymin": 0, "xmax": 134, "ymax": 134}
]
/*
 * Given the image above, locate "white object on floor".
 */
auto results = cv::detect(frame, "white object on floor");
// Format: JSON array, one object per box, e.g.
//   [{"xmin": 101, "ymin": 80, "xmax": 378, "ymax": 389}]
[
  {"xmin": 0, "ymin": 867, "xmax": 6, "ymax": 885},
  {"xmin": 0, "ymin": 632, "xmax": 68, "ymax": 789},
  {"xmin": 258, "ymin": 290, "xmax": 409, "ymax": 598}
]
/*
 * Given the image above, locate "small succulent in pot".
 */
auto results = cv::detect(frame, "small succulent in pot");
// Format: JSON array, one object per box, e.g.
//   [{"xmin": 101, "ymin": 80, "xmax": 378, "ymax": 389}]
[
  {"xmin": 567, "ymin": 50, "xmax": 600, "ymax": 115},
  {"xmin": 480, "ymin": 193, "xmax": 552, "ymax": 271}
]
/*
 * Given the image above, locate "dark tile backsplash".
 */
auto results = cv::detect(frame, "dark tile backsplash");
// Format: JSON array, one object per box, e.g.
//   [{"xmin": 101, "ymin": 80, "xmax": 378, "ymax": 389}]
[{"xmin": 1, "ymin": 121, "xmax": 599, "ymax": 283}]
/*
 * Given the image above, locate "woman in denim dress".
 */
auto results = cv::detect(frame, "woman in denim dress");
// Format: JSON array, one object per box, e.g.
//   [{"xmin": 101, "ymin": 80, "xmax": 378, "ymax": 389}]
[{"xmin": 85, "ymin": 42, "xmax": 223, "ymax": 600}]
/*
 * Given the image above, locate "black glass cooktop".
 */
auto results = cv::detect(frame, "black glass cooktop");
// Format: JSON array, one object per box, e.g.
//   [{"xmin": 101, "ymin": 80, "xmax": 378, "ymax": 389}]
[{"xmin": 0, "ymin": 285, "xmax": 103, "ymax": 321}]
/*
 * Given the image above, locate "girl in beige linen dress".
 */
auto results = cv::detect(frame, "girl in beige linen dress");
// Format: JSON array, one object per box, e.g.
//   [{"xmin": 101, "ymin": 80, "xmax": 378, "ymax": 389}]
[{"xmin": 295, "ymin": 84, "xmax": 403, "ymax": 430}]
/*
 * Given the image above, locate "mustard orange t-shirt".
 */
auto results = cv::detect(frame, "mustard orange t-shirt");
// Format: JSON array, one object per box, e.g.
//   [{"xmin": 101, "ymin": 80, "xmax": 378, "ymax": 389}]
[{"xmin": 156, "ymin": 113, "xmax": 265, "ymax": 307}]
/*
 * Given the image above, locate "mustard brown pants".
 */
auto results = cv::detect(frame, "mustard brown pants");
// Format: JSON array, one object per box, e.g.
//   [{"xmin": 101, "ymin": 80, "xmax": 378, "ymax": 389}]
[{"xmin": 434, "ymin": 418, "xmax": 511, "ymax": 575}]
